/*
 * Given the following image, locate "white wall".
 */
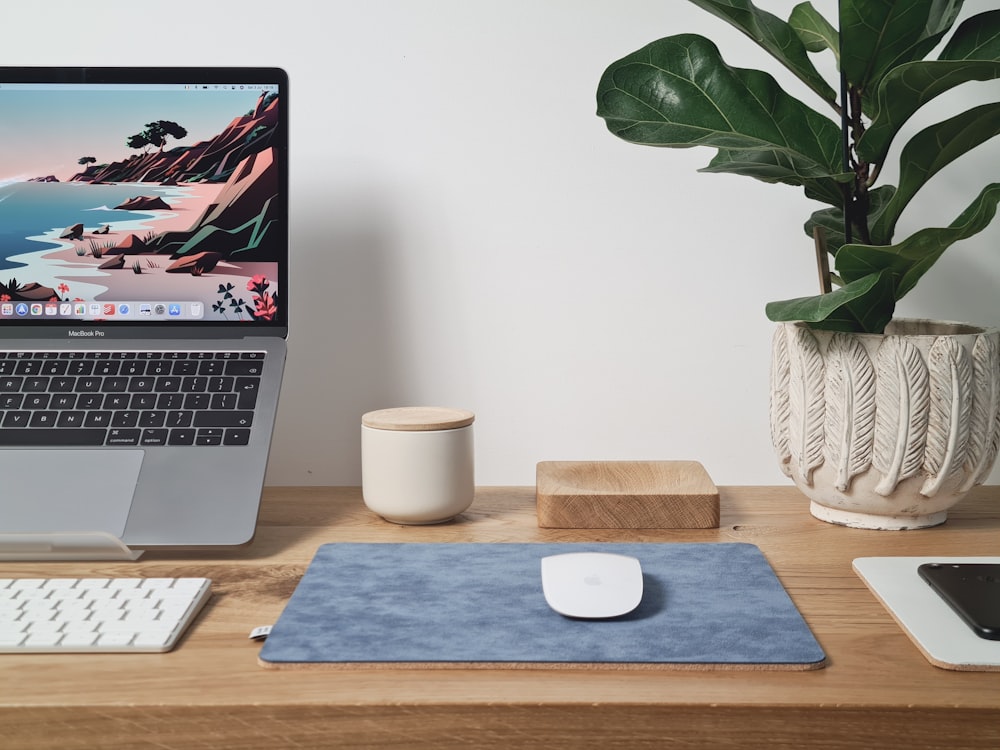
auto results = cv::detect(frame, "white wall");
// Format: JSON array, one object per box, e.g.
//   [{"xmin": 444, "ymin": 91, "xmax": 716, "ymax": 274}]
[{"xmin": 6, "ymin": 1, "xmax": 999, "ymax": 487}]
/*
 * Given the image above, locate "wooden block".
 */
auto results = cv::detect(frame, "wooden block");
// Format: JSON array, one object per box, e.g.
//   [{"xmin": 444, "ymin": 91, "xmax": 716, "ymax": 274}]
[{"xmin": 536, "ymin": 461, "xmax": 720, "ymax": 529}]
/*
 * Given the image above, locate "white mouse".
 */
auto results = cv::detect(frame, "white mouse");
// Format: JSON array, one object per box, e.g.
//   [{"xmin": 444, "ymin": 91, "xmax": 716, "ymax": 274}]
[{"xmin": 540, "ymin": 552, "xmax": 643, "ymax": 619}]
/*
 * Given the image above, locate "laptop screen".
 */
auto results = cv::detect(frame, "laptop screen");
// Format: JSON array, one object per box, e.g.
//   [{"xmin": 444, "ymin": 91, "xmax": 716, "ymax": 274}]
[{"xmin": 0, "ymin": 67, "xmax": 287, "ymax": 331}]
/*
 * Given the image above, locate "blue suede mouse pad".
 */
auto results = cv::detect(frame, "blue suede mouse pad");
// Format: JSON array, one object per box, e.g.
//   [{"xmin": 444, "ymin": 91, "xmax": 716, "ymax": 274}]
[{"xmin": 258, "ymin": 542, "xmax": 826, "ymax": 670}]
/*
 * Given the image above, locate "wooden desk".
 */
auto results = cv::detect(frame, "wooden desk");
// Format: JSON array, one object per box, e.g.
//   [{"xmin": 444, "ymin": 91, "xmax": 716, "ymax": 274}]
[{"xmin": 3, "ymin": 486, "xmax": 999, "ymax": 749}]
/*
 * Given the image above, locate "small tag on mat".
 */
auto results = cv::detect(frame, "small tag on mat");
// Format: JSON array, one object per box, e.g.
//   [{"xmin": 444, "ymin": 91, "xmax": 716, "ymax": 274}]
[{"xmin": 249, "ymin": 625, "xmax": 272, "ymax": 641}]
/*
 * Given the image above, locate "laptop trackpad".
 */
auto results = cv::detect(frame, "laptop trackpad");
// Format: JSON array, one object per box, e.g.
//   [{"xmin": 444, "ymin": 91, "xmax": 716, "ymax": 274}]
[{"xmin": 4, "ymin": 450, "xmax": 144, "ymax": 535}]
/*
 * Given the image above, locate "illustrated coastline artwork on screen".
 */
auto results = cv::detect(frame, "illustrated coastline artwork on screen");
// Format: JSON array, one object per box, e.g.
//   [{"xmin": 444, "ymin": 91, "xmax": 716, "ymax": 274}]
[{"xmin": 0, "ymin": 83, "xmax": 281, "ymax": 324}]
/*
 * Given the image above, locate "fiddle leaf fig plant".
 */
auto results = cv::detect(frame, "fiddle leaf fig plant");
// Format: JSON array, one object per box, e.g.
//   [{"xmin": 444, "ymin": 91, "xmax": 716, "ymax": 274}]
[{"xmin": 597, "ymin": 0, "xmax": 1000, "ymax": 333}]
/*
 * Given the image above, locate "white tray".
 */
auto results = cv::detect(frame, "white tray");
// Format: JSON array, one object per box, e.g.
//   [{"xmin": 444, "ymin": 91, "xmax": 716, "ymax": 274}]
[{"xmin": 853, "ymin": 556, "xmax": 1000, "ymax": 671}]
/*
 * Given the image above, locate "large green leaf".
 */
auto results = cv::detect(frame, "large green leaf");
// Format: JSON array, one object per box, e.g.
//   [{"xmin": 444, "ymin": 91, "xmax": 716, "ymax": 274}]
[
  {"xmin": 700, "ymin": 148, "xmax": 849, "ymax": 207},
  {"xmin": 839, "ymin": 0, "xmax": 963, "ymax": 100},
  {"xmin": 597, "ymin": 34, "xmax": 843, "ymax": 184},
  {"xmin": 788, "ymin": 2, "xmax": 838, "ymax": 59},
  {"xmin": 765, "ymin": 270, "xmax": 895, "ymax": 332},
  {"xmin": 837, "ymin": 183, "xmax": 1000, "ymax": 300},
  {"xmin": 857, "ymin": 11, "xmax": 1000, "ymax": 165},
  {"xmin": 871, "ymin": 104, "xmax": 1000, "ymax": 242},
  {"xmin": 857, "ymin": 60, "xmax": 1000, "ymax": 165},
  {"xmin": 942, "ymin": 9, "xmax": 1000, "ymax": 59},
  {"xmin": 685, "ymin": 0, "xmax": 838, "ymax": 106}
]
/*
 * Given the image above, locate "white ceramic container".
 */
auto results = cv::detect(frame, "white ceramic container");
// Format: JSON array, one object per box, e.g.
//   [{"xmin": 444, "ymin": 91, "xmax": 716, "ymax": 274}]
[{"xmin": 361, "ymin": 407, "xmax": 475, "ymax": 524}]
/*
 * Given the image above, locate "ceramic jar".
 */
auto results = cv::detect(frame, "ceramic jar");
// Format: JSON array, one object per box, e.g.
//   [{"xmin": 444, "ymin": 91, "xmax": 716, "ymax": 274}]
[{"xmin": 361, "ymin": 406, "xmax": 475, "ymax": 524}]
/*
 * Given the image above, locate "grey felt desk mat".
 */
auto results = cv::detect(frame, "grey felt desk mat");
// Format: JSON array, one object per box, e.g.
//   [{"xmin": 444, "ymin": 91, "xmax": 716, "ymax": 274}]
[{"xmin": 258, "ymin": 542, "xmax": 826, "ymax": 670}]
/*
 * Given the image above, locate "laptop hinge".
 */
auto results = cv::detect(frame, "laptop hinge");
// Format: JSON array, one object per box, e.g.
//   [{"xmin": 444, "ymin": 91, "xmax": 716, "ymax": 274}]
[{"xmin": 0, "ymin": 531, "xmax": 143, "ymax": 561}]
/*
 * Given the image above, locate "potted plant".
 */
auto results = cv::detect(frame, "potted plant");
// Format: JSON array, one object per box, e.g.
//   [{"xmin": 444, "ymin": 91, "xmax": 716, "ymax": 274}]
[{"xmin": 597, "ymin": 0, "xmax": 1000, "ymax": 528}]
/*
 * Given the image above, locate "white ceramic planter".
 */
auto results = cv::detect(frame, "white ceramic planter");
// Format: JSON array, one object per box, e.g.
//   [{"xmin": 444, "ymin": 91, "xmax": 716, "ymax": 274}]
[{"xmin": 770, "ymin": 319, "xmax": 1000, "ymax": 529}]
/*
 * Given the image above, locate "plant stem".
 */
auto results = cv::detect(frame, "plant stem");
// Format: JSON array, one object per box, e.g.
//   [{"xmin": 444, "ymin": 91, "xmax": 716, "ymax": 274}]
[
  {"xmin": 814, "ymin": 227, "xmax": 832, "ymax": 294},
  {"xmin": 839, "ymin": 20, "xmax": 851, "ymax": 247},
  {"xmin": 847, "ymin": 88, "xmax": 872, "ymax": 245}
]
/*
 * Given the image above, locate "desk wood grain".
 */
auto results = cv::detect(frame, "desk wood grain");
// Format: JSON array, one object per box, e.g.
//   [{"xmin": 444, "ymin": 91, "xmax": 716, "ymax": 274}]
[{"xmin": 3, "ymin": 486, "xmax": 1000, "ymax": 749}]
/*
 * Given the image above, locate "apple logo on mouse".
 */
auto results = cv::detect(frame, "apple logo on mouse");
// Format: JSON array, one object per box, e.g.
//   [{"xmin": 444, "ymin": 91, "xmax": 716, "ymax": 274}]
[{"xmin": 584, "ymin": 574, "xmax": 602, "ymax": 586}]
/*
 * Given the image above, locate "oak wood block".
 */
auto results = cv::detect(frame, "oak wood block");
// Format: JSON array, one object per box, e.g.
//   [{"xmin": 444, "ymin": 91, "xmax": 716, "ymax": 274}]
[{"xmin": 535, "ymin": 461, "xmax": 720, "ymax": 529}]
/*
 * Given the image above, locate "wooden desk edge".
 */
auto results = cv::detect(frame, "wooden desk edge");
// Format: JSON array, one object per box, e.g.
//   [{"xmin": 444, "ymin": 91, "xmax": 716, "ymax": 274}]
[{"xmin": 2, "ymin": 485, "xmax": 999, "ymax": 750}]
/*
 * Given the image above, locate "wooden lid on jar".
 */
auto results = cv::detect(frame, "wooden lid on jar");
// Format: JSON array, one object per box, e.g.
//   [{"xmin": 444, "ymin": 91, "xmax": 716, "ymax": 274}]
[{"xmin": 362, "ymin": 407, "xmax": 475, "ymax": 431}]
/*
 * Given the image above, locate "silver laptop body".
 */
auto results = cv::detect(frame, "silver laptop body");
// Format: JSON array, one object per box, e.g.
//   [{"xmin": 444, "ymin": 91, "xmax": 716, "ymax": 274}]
[{"xmin": 0, "ymin": 67, "xmax": 289, "ymax": 557}]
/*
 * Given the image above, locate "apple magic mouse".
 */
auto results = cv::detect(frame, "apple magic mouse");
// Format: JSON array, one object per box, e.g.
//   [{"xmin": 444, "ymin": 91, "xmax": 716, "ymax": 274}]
[{"xmin": 540, "ymin": 551, "xmax": 643, "ymax": 619}]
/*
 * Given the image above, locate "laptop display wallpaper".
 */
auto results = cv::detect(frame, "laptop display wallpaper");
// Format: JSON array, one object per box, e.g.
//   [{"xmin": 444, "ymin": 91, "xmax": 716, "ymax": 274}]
[{"xmin": 0, "ymin": 81, "xmax": 282, "ymax": 326}]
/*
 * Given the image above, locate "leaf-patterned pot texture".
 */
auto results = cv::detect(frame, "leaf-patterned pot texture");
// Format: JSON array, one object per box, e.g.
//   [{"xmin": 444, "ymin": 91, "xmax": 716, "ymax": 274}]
[{"xmin": 770, "ymin": 319, "xmax": 1000, "ymax": 530}]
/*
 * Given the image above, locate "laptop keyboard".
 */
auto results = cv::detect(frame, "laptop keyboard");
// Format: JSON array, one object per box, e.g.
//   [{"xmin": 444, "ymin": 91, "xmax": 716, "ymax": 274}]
[{"xmin": 0, "ymin": 351, "xmax": 265, "ymax": 447}]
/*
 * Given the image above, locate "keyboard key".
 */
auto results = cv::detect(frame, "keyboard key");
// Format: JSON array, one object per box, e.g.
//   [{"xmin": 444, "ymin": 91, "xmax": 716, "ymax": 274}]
[
  {"xmin": 0, "ymin": 428, "xmax": 107, "ymax": 446},
  {"xmin": 57, "ymin": 411, "xmax": 86, "ymax": 427},
  {"xmin": 40, "ymin": 360, "xmax": 68, "ymax": 376},
  {"xmin": 0, "ymin": 377, "xmax": 23, "ymax": 391},
  {"xmin": 104, "ymin": 393, "xmax": 130, "ymax": 409},
  {"xmin": 133, "ymin": 631, "xmax": 173, "ymax": 649},
  {"xmin": 129, "ymin": 377, "xmax": 155, "ymax": 392},
  {"xmin": 207, "ymin": 377, "xmax": 234, "ymax": 393},
  {"xmin": 182, "ymin": 376, "xmax": 207, "ymax": 392},
  {"xmin": 224, "ymin": 428, "xmax": 251, "ymax": 446},
  {"xmin": 102, "ymin": 377, "xmax": 129, "ymax": 392},
  {"xmin": 24, "ymin": 394, "xmax": 50, "ymax": 409},
  {"xmin": 184, "ymin": 393, "xmax": 210, "ymax": 410},
  {"xmin": 235, "ymin": 378, "xmax": 260, "ymax": 410},
  {"xmin": 196, "ymin": 429, "xmax": 223, "ymax": 446},
  {"xmin": 172, "ymin": 361, "xmax": 199, "ymax": 376},
  {"xmin": 139, "ymin": 411, "xmax": 166, "ymax": 428},
  {"xmin": 198, "ymin": 360, "xmax": 225, "ymax": 375},
  {"xmin": 2, "ymin": 412, "xmax": 30, "ymax": 427},
  {"xmin": 225, "ymin": 360, "xmax": 263, "ymax": 376},
  {"xmin": 168, "ymin": 428, "xmax": 195, "ymax": 445},
  {"xmin": 130, "ymin": 393, "xmax": 157, "ymax": 410},
  {"xmin": 166, "ymin": 411, "xmax": 193, "ymax": 428},
  {"xmin": 107, "ymin": 428, "xmax": 140, "ymax": 445},
  {"xmin": 157, "ymin": 393, "xmax": 184, "ymax": 409},
  {"xmin": 141, "ymin": 429, "xmax": 168, "ymax": 445},
  {"xmin": 29, "ymin": 411, "xmax": 58, "ymax": 427},
  {"xmin": 84, "ymin": 411, "xmax": 112, "ymax": 428},
  {"xmin": 211, "ymin": 393, "xmax": 236, "ymax": 410},
  {"xmin": 24, "ymin": 377, "xmax": 51, "ymax": 392},
  {"xmin": 194, "ymin": 410, "xmax": 253, "ymax": 428},
  {"xmin": 60, "ymin": 633, "xmax": 99, "ymax": 648},
  {"xmin": 77, "ymin": 393, "xmax": 103, "ymax": 409},
  {"xmin": 155, "ymin": 376, "xmax": 180, "ymax": 392},
  {"xmin": 51, "ymin": 394, "xmax": 77, "ymax": 409},
  {"xmin": 67, "ymin": 361, "xmax": 94, "ymax": 376},
  {"xmin": 96, "ymin": 633, "xmax": 138, "ymax": 648},
  {"xmin": 25, "ymin": 633, "xmax": 64, "ymax": 648},
  {"xmin": 111, "ymin": 411, "xmax": 139, "ymax": 427}
]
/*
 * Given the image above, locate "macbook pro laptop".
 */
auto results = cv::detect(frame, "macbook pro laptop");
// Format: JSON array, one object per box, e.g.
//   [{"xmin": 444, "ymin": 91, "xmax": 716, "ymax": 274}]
[{"xmin": 0, "ymin": 67, "xmax": 288, "ymax": 558}]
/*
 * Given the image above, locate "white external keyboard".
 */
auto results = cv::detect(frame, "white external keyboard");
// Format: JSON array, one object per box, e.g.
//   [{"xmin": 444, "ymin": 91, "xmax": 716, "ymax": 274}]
[{"xmin": 0, "ymin": 577, "xmax": 211, "ymax": 653}]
